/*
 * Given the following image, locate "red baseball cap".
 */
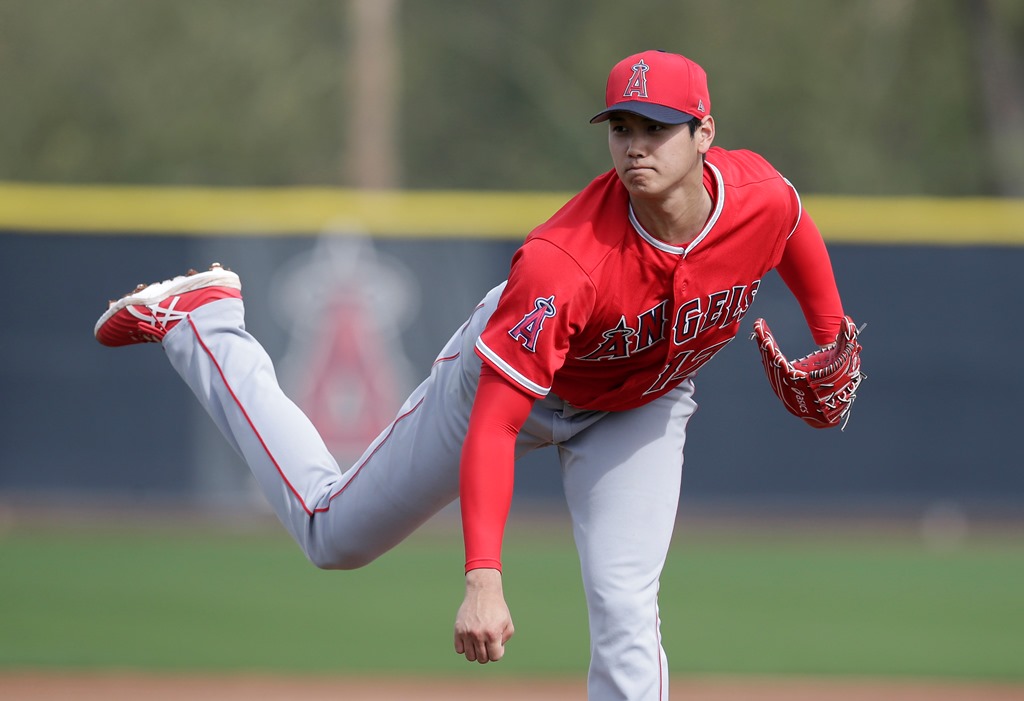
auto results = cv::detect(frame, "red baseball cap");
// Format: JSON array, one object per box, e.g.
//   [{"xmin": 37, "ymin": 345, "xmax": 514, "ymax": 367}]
[{"xmin": 590, "ymin": 50, "xmax": 711, "ymax": 125}]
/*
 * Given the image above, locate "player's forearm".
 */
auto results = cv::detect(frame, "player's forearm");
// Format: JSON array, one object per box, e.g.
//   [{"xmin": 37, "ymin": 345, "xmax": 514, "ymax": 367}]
[
  {"xmin": 460, "ymin": 365, "xmax": 534, "ymax": 573},
  {"xmin": 777, "ymin": 209, "xmax": 845, "ymax": 345}
]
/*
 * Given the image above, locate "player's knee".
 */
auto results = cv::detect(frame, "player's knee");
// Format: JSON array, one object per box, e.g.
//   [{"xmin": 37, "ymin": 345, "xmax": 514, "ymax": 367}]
[
  {"xmin": 586, "ymin": 582, "xmax": 656, "ymax": 630},
  {"xmin": 305, "ymin": 544, "xmax": 376, "ymax": 571},
  {"xmin": 297, "ymin": 521, "xmax": 384, "ymax": 570}
]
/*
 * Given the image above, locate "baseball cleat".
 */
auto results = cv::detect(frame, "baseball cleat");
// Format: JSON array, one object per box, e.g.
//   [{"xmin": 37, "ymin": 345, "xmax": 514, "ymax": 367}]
[{"xmin": 94, "ymin": 263, "xmax": 242, "ymax": 347}]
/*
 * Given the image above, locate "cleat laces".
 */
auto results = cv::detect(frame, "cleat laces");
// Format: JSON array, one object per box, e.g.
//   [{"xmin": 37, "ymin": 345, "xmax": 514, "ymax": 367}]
[{"xmin": 124, "ymin": 295, "xmax": 192, "ymax": 338}]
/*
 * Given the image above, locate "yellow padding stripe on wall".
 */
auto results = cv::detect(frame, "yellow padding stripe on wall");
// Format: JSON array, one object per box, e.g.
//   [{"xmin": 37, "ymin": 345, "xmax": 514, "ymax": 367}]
[{"xmin": 1, "ymin": 182, "xmax": 1022, "ymax": 245}]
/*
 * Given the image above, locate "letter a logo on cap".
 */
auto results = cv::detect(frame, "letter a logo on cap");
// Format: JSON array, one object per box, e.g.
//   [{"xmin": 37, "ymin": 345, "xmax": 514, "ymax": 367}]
[{"xmin": 623, "ymin": 59, "xmax": 649, "ymax": 98}]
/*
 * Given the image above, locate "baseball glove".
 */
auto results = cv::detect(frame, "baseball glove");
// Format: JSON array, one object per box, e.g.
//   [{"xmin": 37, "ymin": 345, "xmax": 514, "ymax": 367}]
[{"xmin": 751, "ymin": 316, "xmax": 864, "ymax": 430}]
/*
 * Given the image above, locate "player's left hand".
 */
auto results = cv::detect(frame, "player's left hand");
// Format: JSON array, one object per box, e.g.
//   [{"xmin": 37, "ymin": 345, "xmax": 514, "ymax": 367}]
[
  {"xmin": 751, "ymin": 315, "xmax": 864, "ymax": 429},
  {"xmin": 454, "ymin": 568, "xmax": 515, "ymax": 664}
]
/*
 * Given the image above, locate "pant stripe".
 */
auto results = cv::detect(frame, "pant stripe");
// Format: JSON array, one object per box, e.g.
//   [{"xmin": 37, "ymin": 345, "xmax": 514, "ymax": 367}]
[
  {"xmin": 323, "ymin": 396, "xmax": 426, "ymax": 509},
  {"xmin": 189, "ymin": 315, "xmax": 316, "ymax": 516}
]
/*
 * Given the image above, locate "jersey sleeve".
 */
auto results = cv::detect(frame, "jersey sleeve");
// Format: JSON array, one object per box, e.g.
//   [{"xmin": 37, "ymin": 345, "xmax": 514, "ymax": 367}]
[
  {"xmin": 460, "ymin": 364, "xmax": 535, "ymax": 573},
  {"xmin": 775, "ymin": 207, "xmax": 845, "ymax": 345},
  {"xmin": 475, "ymin": 239, "xmax": 597, "ymax": 397}
]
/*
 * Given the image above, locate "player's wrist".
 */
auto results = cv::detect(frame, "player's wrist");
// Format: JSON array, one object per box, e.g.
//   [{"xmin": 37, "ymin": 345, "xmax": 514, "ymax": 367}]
[
  {"xmin": 464, "ymin": 557, "xmax": 502, "ymax": 574},
  {"xmin": 464, "ymin": 567, "xmax": 503, "ymax": 589}
]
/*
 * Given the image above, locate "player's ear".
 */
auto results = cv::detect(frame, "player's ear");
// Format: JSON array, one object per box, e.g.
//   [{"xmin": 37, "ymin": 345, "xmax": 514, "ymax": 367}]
[{"xmin": 695, "ymin": 116, "xmax": 715, "ymax": 154}]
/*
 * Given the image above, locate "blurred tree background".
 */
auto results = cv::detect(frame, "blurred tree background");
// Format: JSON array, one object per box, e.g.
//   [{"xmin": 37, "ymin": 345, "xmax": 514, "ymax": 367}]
[{"xmin": 0, "ymin": 0, "xmax": 1021, "ymax": 195}]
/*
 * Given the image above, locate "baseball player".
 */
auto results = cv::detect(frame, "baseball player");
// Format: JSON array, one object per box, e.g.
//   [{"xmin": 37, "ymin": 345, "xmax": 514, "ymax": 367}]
[{"xmin": 95, "ymin": 50, "xmax": 861, "ymax": 700}]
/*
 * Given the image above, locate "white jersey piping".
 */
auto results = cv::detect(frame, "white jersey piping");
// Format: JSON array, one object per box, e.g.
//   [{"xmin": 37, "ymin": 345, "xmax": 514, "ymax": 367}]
[
  {"xmin": 627, "ymin": 161, "xmax": 725, "ymax": 256},
  {"xmin": 475, "ymin": 337, "xmax": 551, "ymax": 396}
]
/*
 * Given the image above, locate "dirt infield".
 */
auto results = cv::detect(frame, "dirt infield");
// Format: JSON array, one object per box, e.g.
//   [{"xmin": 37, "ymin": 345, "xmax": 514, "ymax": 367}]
[{"xmin": 3, "ymin": 673, "xmax": 1024, "ymax": 701}]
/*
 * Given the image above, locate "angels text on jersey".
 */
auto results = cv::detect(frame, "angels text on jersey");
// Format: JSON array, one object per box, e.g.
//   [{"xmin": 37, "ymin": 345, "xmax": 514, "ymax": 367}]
[{"xmin": 509, "ymin": 280, "xmax": 760, "ymax": 395}]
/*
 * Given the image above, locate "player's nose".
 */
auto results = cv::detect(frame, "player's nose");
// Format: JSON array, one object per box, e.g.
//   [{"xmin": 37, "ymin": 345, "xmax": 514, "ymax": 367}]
[{"xmin": 626, "ymin": 138, "xmax": 647, "ymax": 158}]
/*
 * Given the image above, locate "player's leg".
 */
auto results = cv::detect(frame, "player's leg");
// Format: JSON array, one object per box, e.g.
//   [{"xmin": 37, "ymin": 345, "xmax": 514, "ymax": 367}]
[
  {"xmin": 558, "ymin": 381, "xmax": 696, "ymax": 701},
  {"xmin": 98, "ymin": 266, "xmax": 502, "ymax": 570},
  {"xmin": 163, "ymin": 283, "xmax": 508, "ymax": 569}
]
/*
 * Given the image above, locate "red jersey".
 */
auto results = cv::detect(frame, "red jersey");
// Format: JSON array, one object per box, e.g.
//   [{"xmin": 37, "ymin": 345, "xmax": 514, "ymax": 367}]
[{"xmin": 476, "ymin": 146, "xmax": 805, "ymax": 411}]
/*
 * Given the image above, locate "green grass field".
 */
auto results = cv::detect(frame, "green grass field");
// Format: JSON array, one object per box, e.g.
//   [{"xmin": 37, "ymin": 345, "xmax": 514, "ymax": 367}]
[{"xmin": 1, "ymin": 518, "xmax": 1021, "ymax": 681}]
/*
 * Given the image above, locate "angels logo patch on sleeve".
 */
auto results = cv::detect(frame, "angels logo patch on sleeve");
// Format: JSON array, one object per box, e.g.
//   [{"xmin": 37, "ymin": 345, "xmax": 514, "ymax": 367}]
[{"xmin": 508, "ymin": 295, "xmax": 556, "ymax": 352}]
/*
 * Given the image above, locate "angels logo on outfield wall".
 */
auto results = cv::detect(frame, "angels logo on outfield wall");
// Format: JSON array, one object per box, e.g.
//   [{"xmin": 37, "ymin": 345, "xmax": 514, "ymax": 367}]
[{"xmin": 270, "ymin": 230, "xmax": 417, "ymax": 466}]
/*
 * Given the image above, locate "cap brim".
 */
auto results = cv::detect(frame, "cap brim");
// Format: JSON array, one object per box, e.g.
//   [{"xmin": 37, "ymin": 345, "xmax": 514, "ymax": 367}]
[{"xmin": 590, "ymin": 101, "xmax": 696, "ymax": 125}]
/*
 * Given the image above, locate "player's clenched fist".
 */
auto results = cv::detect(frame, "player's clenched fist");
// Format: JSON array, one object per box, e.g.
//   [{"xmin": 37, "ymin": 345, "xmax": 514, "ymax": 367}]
[{"xmin": 454, "ymin": 568, "xmax": 515, "ymax": 663}]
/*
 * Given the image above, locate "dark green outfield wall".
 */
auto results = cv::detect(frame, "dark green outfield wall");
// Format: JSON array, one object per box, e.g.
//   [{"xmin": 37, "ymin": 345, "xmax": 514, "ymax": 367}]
[{"xmin": 1, "ymin": 231, "xmax": 1021, "ymax": 513}]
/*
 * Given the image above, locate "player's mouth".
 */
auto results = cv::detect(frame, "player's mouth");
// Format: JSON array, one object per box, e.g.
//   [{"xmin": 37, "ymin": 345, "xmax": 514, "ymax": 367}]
[
  {"xmin": 625, "ymin": 166, "xmax": 656, "ymax": 180},
  {"xmin": 626, "ymin": 163, "xmax": 654, "ymax": 173}
]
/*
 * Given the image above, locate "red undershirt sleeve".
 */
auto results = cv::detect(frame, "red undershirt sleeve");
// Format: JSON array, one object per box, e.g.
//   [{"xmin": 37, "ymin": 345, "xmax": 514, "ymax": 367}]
[
  {"xmin": 776, "ymin": 208, "xmax": 846, "ymax": 346},
  {"xmin": 460, "ymin": 363, "xmax": 536, "ymax": 573}
]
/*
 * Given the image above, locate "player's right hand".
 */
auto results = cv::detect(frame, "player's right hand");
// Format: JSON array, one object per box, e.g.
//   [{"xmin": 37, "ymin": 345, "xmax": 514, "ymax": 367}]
[{"xmin": 453, "ymin": 568, "xmax": 515, "ymax": 664}]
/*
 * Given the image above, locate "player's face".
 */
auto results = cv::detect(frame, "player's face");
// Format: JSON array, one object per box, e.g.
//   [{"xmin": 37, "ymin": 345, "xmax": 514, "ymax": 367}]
[{"xmin": 607, "ymin": 113, "xmax": 711, "ymax": 201}]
